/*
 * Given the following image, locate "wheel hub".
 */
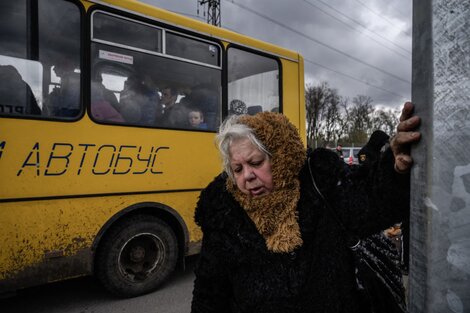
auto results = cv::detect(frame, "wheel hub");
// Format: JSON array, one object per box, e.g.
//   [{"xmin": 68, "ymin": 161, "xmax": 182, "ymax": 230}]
[
  {"xmin": 118, "ymin": 233, "xmax": 166, "ymax": 283},
  {"xmin": 129, "ymin": 245, "xmax": 145, "ymax": 263}
]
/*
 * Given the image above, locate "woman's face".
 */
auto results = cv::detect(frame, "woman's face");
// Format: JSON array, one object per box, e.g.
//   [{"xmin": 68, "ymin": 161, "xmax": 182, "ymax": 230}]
[{"xmin": 229, "ymin": 138, "xmax": 273, "ymax": 196}]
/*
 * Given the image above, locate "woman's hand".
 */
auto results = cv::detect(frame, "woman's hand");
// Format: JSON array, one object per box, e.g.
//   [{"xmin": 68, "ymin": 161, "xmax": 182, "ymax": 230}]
[{"xmin": 390, "ymin": 102, "xmax": 421, "ymax": 173}]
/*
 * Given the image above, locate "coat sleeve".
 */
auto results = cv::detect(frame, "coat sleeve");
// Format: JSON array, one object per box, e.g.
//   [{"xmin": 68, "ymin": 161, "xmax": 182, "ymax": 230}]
[
  {"xmin": 310, "ymin": 143, "xmax": 410, "ymax": 239},
  {"xmin": 191, "ymin": 229, "xmax": 233, "ymax": 313},
  {"xmin": 191, "ymin": 175, "xmax": 233, "ymax": 313}
]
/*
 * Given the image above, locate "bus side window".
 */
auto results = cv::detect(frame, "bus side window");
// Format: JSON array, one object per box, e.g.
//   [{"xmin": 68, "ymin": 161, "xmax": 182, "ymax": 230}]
[
  {"xmin": 91, "ymin": 11, "xmax": 222, "ymax": 130},
  {"xmin": 90, "ymin": 11, "xmax": 222, "ymax": 131},
  {"xmin": 0, "ymin": 0, "xmax": 82, "ymax": 119},
  {"xmin": 227, "ymin": 47, "xmax": 280, "ymax": 115}
]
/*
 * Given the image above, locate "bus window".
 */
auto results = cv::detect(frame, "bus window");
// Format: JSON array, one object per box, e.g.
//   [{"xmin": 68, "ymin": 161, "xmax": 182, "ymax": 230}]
[
  {"xmin": 166, "ymin": 32, "xmax": 220, "ymax": 66},
  {"xmin": 227, "ymin": 47, "xmax": 280, "ymax": 115},
  {"xmin": 93, "ymin": 12, "xmax": 162, "ymax": 53},
  {"xmin": 90, "ymin": 11, "xmax": 221, "ymax": 130},
  {"xmin": 0, "ymin": 0, "xmax": 81, "ymax": 119}
]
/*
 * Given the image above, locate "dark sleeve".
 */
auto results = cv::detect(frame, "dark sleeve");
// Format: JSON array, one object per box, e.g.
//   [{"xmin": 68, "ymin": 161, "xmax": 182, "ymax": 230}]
[
  {"xmin": 191, "ymin": 230, "xmax": 233, "ymax": 313},
  {"xmin": 191, "ymin": 176, "xmax": 233, "ymax": 313},
  {"xmin": 310, "ymin": 144, "xmax": 410, "ymax": 238}
]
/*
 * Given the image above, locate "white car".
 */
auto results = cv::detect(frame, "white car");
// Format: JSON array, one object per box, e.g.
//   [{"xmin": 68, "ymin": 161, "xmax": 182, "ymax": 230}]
[{"xmin": 341, "ymin": 147, "xmax": 362, "ymax": 165}]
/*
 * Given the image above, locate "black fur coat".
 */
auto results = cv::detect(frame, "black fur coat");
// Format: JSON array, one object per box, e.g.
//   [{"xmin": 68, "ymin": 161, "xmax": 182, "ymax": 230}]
[{"xmin": 191, "ymin": 147, "xmax": 409, "ymax": 313}]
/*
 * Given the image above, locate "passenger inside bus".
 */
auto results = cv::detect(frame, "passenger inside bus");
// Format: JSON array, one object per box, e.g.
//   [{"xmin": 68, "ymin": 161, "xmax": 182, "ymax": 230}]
[
  {"xmin": 181, "ymin": 85, "xmax": 219, "ymax": 130},
  {"xmin": 197, "ymin": 86, "xmax": 219, "ymax": 130},
  {"xmin": 0, "ymin": 65, "xmax": 41, "ymax": 116},
  {"xmin": 140, "ymin": 76, "xmax": 162, "ymax": 126},
  {"xmin": 228, "ymin": 99, "xmax": 247, "ymax": 115},
  {"xmin": 160, "ymin": 85, "xmax": 189, "ymax": 128},
  {"xmin": 90, "ymin": 75, "xmax": 124, "ymax": 123},
  {"xmin": 117, "ymin": 75, "xmax": 150, "ymax": 123},
  {"xmin": 188, "ymin": 107, "xmax": 208, "ymax": 130},
  {"xmin": 45, "ymin": 59, "xmax": 80, "ymax": 117}
]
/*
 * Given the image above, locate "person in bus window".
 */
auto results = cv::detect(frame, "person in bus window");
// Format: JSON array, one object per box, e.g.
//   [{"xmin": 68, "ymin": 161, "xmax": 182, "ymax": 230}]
[
  {"xmin": 188, "ymin": 107, "xmax": 208, "ymax": 130},
  {"xmin": 191, "ymin": 102, "xmax": 421, "ymax": 313},
  {"xmin": 140, "ymin": 75, "xmax": 162, "ymax": 126},
  {"xmin": 90, "ymin": 75, "xmax": 124, "ymax": 123},
  {"xmin": 0, "ymin": 65, "xmax": 41, "ymax": 116},
  {"xmin": 117, "ymin": 75, "xmax": 146, "ymax": 123},
  {"xmin": 45, "ymin": 59, "xmax": 80, "ymax": 117},
  {"xmin": 186, "ymin": 86, "xmax": 219, "ymax": 130},
  {"xmin": 229, "ymin": 99, "xmax": 247, "ymax": 115},
  {"xmin": 160, "ymin": 85, "xmax": 189, "ymax": 128}
]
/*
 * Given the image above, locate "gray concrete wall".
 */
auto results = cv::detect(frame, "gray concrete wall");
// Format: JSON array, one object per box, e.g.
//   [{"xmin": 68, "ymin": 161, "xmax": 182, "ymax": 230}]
[{"xmin": 411, "ymin": 1, "xmax": 470, "ymax": 312}]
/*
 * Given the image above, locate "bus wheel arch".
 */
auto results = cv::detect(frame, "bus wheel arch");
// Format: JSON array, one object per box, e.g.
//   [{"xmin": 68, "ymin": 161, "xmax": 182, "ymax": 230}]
[{"xmin": 92, "ymin": 203, "xmax": 188, "ymax": 297}]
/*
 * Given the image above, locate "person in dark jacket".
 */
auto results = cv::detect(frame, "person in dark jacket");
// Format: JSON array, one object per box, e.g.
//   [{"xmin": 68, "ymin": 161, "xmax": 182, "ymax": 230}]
[
  {"xmin": 358, "ymin": 130, "xmax": 391, "ymax": 167},
  {"xmin": 357, "ymin": 129, "xmax": 410, "ymax": 274},
  {"xmin": 191, "ymin": 102, "xmax": 420, "ymax": 313}
]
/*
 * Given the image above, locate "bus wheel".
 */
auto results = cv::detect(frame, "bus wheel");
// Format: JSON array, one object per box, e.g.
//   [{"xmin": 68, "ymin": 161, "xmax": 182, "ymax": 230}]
[{"xmin": 95, "ymin": 214, "xmax": 178, "ymax": 297}]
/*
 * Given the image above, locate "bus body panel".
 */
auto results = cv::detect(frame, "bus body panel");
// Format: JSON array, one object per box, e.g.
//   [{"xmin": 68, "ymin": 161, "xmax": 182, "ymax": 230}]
[
  {"xmin": 0, "ymin": 191, "xmax": 202, "ymax": 291},
  {"xmin": 280, "ymin": 58, "xmax": 304, "ymax": 141},
  {"xmin": 0, "ymin": 116, "xmax": 220, "ymax": 200}
]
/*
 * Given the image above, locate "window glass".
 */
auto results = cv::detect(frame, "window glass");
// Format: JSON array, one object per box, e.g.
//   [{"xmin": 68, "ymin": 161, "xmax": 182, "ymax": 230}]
[
  {"xmin": 0, "ymin": 0, "xmax": 81, "ymax": 118},
  {"xmin": 227, "ymin": 48, "xmax": 279, "ymax": 116},
  {"xmin": 93, "ymin": 12, "xmax": 162, "ymax": 53},
  {"xmin": 166, "ymin": 32, "xmax": 220, "ymax": 66},
  {"xmin": 90, "ymin": 44, "xmax": 221, "ymax": 131},
  {"xmin": 353, "ymin": 148, "xmax": 361, "ymax": 158}
]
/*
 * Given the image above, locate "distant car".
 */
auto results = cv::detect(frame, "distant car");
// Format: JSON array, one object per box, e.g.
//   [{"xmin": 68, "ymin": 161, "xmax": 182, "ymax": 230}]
[
  {"xmin": 341, "ymin": 147, "xmax": 362, "ymax": 165},
  {"xmin": 328, "ymin": 146, "xmax": 362, "ymax": 165}
]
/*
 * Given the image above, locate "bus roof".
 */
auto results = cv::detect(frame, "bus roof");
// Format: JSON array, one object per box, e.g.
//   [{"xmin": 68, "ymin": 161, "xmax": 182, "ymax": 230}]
[{"xmin": 86, "ymin": 0, "xmax": 302, "ymax": 62}]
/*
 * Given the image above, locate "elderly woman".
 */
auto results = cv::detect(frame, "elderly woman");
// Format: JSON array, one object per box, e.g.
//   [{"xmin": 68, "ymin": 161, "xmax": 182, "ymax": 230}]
[{"xmin": 191, "ymin": 102, "xmax": 420, "ymax": 313}]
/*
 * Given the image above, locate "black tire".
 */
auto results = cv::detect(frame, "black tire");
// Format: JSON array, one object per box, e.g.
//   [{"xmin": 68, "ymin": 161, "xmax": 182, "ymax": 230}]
[{"xmin": 95, "ymin": 214, "xmax": 178, "ymax": 297}]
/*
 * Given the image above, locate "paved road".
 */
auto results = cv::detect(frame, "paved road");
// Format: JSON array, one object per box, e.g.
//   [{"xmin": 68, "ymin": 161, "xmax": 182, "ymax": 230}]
[{"xmin": 1, "ymin": 255, "xmax": 198, "ymax": 313}]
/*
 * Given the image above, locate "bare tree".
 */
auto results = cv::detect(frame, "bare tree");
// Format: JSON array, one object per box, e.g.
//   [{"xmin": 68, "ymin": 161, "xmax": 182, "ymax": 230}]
[
  {"xmin": 320, "ymin": 90, "xmax": 341, "ymax": 145},
  {"xmin": 370, "ymin": 108, "xmax": 400, "ymax": 136},
  {"xmin": 305, "ymin": 82, "xmax": 329, "ymax": 147},
  {"xmin": 331, "ymin": 97, "xmax": 350, "ymax": 145},
  {"xmin": 345, "ymin": 95, "xmax": 374, "ymax": 145},
  {"xmin": 305, "ymin": 82, "xmax": 400, "ymax": 148}
]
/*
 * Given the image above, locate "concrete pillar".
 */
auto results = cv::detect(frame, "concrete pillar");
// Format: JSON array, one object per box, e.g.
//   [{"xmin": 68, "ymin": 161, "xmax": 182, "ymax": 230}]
[{"xmin": 411, "ymin": 1, "xmax": 470, "ymax": 312}]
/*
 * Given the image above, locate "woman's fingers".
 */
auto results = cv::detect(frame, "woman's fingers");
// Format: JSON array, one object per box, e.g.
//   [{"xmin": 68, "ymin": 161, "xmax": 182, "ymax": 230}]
[
  {"xmin": 391, "ymin": 102, "xmax": 422, "ymax": 173},
  {"xmin": 399, "ymin": 101, "xmax": 414, "ymax": 122},
  {"xmin": 392, "ymin": 131, "xmax": 421, "ymax": 147},
  {"xmin": 397, "ymin": 115, "xmax": 421, "ymax": 132},
  {"xmin": 394, "ymin": 154, "xmax": 414, "ymax": 173}
]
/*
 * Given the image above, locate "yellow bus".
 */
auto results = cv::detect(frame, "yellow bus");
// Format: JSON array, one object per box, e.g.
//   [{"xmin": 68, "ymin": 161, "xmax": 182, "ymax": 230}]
[{"xmin": 0, "ymin": 0, "xmax": 305, "ymax": 297}]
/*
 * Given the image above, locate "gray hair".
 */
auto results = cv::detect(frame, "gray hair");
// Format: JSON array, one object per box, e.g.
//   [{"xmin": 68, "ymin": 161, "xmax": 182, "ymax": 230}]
[{"xmin": 216, "ymin": 114, "xmax": 270, "ymax": 181}]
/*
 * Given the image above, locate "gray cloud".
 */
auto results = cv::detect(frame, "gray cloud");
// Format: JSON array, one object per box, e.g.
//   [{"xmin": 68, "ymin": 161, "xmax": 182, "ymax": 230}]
[{"xmin": 141, "ymin": 0, "xmax": 412, "ymax": 108}]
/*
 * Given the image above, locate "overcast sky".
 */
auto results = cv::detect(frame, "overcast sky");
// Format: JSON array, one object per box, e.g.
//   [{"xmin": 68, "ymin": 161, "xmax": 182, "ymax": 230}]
[{"xmin": 141, "ymin": 0, "xmax": 412, "ymax": 109}]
